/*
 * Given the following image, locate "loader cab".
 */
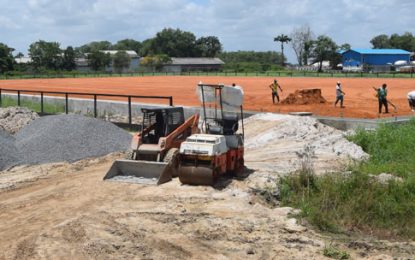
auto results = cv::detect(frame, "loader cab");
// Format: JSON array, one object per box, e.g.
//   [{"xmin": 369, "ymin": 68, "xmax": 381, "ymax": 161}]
[{"xmin": 141, "ymin": 107, "xmax": 185, "ymax": 144}]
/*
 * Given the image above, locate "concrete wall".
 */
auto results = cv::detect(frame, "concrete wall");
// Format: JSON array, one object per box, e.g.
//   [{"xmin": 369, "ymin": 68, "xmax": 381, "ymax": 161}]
[{"xmin": 2, "ymin": 93, "xmax": 412, "ymax": 131}]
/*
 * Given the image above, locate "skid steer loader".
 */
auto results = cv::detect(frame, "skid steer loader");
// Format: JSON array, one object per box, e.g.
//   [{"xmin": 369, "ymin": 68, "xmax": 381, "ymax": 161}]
[{"xmin": 104, "ymin": 107, "xmax": 199, "ymax": 184}]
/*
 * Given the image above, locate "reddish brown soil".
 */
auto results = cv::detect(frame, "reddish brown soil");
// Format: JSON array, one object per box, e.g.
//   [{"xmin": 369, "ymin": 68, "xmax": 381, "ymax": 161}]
[
  {"xmin": 1, "ymin": 76, "xmax": 414, "ymax": 118},
  {"xmin": 281, "ymin": 89, "xmax": 327, "ymax": 105}
]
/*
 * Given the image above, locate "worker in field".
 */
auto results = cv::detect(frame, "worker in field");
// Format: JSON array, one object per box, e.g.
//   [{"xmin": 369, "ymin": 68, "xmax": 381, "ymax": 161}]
[
  {"xmin": 334, "ymin": 81, "xmax": 345, "ymax": 108},
  {"xmin": 373, "ymin": 84, "xmax": 389, "ymax": 114},
  {"xmin": 408, "ymin": 90, "xmax": 415, "ymax": 112},
  {"xmin": 268, "ymin": 79, "xmax": 283, "ymax": 104}
]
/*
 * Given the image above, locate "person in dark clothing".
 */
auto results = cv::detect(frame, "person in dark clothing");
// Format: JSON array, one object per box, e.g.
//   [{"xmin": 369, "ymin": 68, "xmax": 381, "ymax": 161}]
[
  {"xmin": 374, "ymin": 84, "xmax": 389, "ymax": 114},
  {"xmin": 268, "ymin": 79, "xmax": 283, "ymax": 104}
]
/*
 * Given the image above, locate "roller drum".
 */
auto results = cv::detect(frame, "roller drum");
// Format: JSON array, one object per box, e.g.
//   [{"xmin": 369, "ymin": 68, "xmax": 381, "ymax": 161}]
[{"xmin": 178, "ymin": 165, "xmax": 215, "ymax": 185}]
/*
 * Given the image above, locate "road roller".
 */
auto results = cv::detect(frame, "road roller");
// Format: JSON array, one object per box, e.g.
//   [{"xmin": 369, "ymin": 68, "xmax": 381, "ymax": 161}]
[{"xmin": 178, "ymin": 83, "xmax": 245, "ymax": 185}]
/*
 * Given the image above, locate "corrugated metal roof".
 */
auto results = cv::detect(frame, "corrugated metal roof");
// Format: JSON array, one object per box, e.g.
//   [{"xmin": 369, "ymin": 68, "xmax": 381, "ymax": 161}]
[
  {"xmin": 100, "ymin": 50, "xmax": 139, "ymax": 58},
  {"xmin": 15, "ymin": 57, "xmax": 32, "ymax": 64},
  {"xmin": 169, "ymin": 57, "xmax": 224, "ymax": 65},
  {"xmin": 351, "ymin": 48, "xmax": 411, "ymax": 55}
]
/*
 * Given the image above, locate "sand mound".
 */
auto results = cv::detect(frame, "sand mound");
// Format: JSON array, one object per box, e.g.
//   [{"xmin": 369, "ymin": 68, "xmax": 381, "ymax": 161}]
[{"xmin": 281, "ymin": 89, "xmax": 326, "ymax": 105}]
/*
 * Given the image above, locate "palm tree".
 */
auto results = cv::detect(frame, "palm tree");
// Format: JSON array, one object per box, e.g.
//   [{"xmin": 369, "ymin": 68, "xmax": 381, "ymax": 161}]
[{"xmin": 274, "ymin": 34, "xmax": 292, "ymax": 66}]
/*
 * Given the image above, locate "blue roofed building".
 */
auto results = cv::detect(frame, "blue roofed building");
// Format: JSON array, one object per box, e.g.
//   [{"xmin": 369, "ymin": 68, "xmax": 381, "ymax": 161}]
[{"xmin": 341, "ymin": 48, "xmax": 411, "ymax": 72}]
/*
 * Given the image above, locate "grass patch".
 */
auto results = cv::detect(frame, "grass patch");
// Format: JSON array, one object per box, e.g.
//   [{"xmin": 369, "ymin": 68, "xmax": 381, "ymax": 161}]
[
  {"xmin": 348, "ymin": 119, "xmax": 415, "ymax": 178},
  {"xmin": 0, "ymin": 96, "xmax": 65, "ymax": 114},
  {"xmin": 278, "ymin": 119, "xmax": 415, "ymax": 239},
  {"xmin": 323, "ymin": 244, "xmax": 350, "ymax": 259}
]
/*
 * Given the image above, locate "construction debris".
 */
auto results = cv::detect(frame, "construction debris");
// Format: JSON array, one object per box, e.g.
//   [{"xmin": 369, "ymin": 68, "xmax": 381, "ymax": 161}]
[
  {"xmin": 281, "ymin": 89, "xmax": 326, "ymax": 105},
  {"xmin": 0, "ymin": 107, "xmax": 39, "ymax": 134}
]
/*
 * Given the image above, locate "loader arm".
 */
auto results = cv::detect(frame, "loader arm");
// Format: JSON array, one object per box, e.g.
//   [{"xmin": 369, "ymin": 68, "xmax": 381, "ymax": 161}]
[{"xmin": 162, "ymin": 114, "xmax": 200, "ymax": 150}]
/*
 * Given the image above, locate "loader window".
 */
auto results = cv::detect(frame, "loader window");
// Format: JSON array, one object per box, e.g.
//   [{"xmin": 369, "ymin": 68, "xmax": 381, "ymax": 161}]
[{"xmin": 165, "ymin": 109, "xmax": 185, "ymax": 136}]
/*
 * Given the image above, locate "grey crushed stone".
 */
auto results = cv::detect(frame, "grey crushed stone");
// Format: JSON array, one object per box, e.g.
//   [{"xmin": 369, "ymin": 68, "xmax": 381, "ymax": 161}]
[
  {"xmin": 0, "ymin": 107, "xmax": 39, "ymax": 134},
  {"xmin": 14, "ymin": 114, "xmax": 132, "ymax": 165},
  {"xmin": 0, "ymin": 114, "xmax": 131, "ymax": 170},
  {"xmin": 0, "ymin": 129, "xmax": 21, "ymax": 171}
]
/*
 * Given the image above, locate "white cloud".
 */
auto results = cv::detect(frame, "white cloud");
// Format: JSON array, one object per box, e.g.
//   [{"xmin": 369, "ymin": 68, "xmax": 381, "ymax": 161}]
[{"xmin": 0, "ymin": 0, "xmax": 414, "ymax": 62}]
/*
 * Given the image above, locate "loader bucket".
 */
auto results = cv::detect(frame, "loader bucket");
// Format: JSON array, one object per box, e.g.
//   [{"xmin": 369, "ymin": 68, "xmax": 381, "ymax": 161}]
[{"xmin": 103, "ymin": 159, "xmax": 173, "ymax": 185}]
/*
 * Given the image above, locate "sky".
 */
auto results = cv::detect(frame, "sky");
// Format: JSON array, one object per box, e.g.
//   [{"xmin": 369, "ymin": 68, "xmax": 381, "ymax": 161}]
[{"xmin": 0, "ymin": 0, "xmax": 414, "ymax": 63}]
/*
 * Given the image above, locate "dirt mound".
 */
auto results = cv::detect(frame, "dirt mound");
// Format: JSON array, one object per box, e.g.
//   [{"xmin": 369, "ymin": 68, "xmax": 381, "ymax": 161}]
[
  {"xmin": 0, "ymin": 107, "xmax": 39, "ymax": 134},
  {"xmin": 242, "ymin": 113, "xmax": 368, "ymax": 174},
  {"xmin": 281, "ymin": 89, "xmax": 326, "ymax": 105}
]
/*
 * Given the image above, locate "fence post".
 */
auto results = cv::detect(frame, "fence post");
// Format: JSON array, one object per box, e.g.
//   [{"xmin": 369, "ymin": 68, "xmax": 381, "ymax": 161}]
[
  {"xmin": 128, "ymin": 96, "xmax": 132, "ymax": 129},
  {"xmin": 94, "ymin": 95, "xmax": 97, "ymax": 118},
  {"xmin": 41, "ymin": 92, "xmax": 44, "ymax": 114},
  {"xmin": 65, "ymin": 93, "xmax": 69, "ymax": 114},
  {"xmin": 17, "ymin": 90, "xmax": 21, "ymax": 106},
  {"xmin": 169, "ymin": 96, "xmax": 173, "ymax": 106},
  {"xmin": 0, "ymin": 89, "xmax": 2, "ymax": 107}
]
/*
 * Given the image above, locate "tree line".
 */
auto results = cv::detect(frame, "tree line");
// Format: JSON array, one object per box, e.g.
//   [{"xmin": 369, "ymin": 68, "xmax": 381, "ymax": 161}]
[
  {"xmin": 280, "ymin": 25, "xmax": 415, "ymax": 71},
  {"xmin": 1, "ymin": 27, "xmax": 414, "ymax": 74}
]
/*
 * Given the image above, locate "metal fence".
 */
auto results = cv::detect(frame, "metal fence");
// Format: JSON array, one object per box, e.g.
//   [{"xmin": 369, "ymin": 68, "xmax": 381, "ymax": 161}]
[
  {"xmin": 0, "ymin": 70, "xmax": 414, "ymax": 79},
  {"xmin": 0, "ymin": 88, "xmax": 173, "ymax": 129}
]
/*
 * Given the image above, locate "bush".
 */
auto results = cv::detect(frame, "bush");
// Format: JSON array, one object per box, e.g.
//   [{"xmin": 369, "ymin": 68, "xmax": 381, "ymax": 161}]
[{"xmin": 279, "ymin": 119, "xmax": 415, "ymax": 239}]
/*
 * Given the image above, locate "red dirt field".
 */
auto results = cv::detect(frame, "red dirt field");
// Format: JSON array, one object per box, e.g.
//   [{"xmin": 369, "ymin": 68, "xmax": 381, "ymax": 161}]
[{"xmin": 1, "ymin": 76, "xmax": 414, "ymax": 118}]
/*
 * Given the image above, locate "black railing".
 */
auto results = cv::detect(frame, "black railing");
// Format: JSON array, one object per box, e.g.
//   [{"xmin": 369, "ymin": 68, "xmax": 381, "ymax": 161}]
[
  {"xmin": 0, "ymin": 88, "xmax": 173, "ymax": 129},
  {"xmin": 0, "ymin": 70, "xmax": 414, "ymax": 79}
]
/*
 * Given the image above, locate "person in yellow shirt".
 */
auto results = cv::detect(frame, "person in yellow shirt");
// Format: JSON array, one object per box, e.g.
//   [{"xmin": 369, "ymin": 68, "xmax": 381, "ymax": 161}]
[{"xmin": 268, "ymin": 79, "xmax": 283, "ymax": 104}]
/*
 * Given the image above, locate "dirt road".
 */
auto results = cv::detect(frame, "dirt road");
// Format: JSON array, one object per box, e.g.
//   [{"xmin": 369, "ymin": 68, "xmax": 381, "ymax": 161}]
[
  {"xmin": 1, "ymin": 154, "xmax": 414, "ymax": 259},
  {"xmin": 1, "ymin": 76, "xmax": 414, "ymax": 118}
]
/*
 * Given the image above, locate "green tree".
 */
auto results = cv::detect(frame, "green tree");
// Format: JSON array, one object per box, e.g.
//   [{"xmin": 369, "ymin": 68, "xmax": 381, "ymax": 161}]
[
  {"xmin": 139, "ymin": 39, "xmax": 154, "ymax": 56},
  {"xmin": 370, "ymin": 34, "xmax": 391, "ymax": 49},
  {"xmin": 113, "ymin": 39, "xmax": 142, "ymax": 54},
  {"xmin": 0, "ymin": 43, "xmax": 14, "ymax": 73},
  {"xmin": 28, "ymin": 40, "xmax": 62, "ymax": 71},
  {"xmin": 389, "ymin": 32, "xmax": 415, "ymax": 52},
  {"xmin": 62, "ymin": 46, "xmax": 76, "ymax": 71},
  {"xmin": 15, "ymin": 52, "xmax": 24, "ymax": 58},
  {"xmin": 77, "ymin": 41, "xmax": 113, "ymax": 54},
  {"xmin": 87, "ymin": 51, "xmax": 111, "ymax": 71},
  {"xmin": 370, "ymin": 33, "xmax": 415, "ymax": 52},
  {"xmin": 195, "ymin": 36, "xmax": 222, "ymax": 57},
  {"xmin": 140, "ymin": 54, "xmax": 171, "ymax": 72},
  {"xmin": 142, "ymin": 28, "xmax": 197, "ymax": 57},
  {"xmin": 308, "ymin": 35, "xmax": 338, "ymax": 72},
  {"xmin": 113, "ymin": 51, "xmax": 131, "ymax": 73},
  {"xmin": 274, "ymin": 34, "xmax": 292, "ymax": 66}
]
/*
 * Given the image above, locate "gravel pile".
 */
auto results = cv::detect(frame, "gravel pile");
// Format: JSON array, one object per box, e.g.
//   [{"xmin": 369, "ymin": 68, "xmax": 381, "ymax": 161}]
[
  {"xmin": 0, "ymin": 129, "xmax": 20, "ymax": 171},
  {"xmin": 15, "ymin": 115, "xmax": 131, "ymax": 165},
  {"xmin": 0, "ymin": 107, "xmax": 39, "ymax": 134},
  {"xmin": 0, "ymin": 114, "xmax": 131, "ymax": 171}
]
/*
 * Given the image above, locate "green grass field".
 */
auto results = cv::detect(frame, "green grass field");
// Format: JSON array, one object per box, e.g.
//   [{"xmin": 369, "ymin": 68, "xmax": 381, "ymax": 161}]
[{"xmin": 0, "ymin": 96, "xmax": 65, "ymax": 114}]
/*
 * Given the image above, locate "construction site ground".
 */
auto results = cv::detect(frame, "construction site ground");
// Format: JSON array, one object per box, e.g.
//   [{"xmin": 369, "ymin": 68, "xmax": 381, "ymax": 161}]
[
  {"xmin": 1, "ymin": 76, "xmax": 414, "ymax": 118},
  {"xmin": 1, "ymin": 154, "xmax": 414, "ymax": 259}
]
